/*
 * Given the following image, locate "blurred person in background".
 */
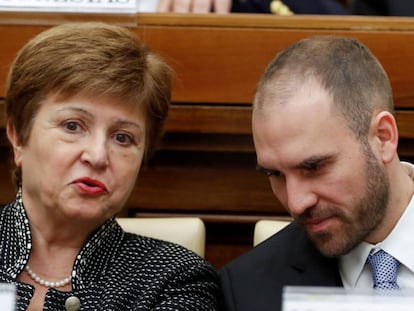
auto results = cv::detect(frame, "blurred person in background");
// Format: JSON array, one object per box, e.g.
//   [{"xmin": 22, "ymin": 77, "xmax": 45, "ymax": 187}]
[
  {"xmin": 157, "ymin": 0, "xmax": 349, "ymax": 14},
  {"xmin": 352, "ymin": 0, "xmax": 414, "ymax": 16}
]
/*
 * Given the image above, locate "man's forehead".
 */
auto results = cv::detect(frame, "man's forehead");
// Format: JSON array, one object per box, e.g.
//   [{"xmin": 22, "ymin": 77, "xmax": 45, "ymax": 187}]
[{"xmin": 254, "ymin": 79, "xmax": 333, "ymax": 124}]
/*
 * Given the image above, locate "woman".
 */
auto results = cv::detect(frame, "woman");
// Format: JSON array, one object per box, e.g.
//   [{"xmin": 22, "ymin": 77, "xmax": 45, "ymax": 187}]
[{"xmin": 2, "ymin": 22, "xmax": 219, "ymax": 310}]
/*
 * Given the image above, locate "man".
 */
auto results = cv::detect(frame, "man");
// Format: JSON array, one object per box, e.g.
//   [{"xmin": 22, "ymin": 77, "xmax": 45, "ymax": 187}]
[{"xmin": 220, "ymin": 36, "xmax": 414, "ymax": 310}]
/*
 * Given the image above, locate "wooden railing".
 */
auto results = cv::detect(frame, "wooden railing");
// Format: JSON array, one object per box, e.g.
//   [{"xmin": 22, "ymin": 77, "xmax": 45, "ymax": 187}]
[{"xmin": 1, "ymin": 13, "xmax": 414, "ymax": 267}]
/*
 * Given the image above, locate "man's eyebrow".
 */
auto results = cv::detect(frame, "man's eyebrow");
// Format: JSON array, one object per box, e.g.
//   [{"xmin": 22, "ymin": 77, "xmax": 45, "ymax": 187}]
[
  {"xmin": 256, "ymin": 153, "xmax": 336, "ymax": 175},
  {"xmin": 294, "ymin": 154, "xmax": 335, "ymax": 170},
  {"xmin": 256, "ymin": 164, "xmax": 280, "ymax": 176}
]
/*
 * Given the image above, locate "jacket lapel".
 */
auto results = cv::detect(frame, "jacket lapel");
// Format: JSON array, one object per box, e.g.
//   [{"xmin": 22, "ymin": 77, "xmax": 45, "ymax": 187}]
[{"xmin": 287, "ymin": 222, "xmax": 343, "ymax": 287}]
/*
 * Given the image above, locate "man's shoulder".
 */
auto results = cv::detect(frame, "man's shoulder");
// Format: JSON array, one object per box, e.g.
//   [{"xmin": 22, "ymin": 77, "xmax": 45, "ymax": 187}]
[
  {"xmin": 222, "ymin": 221, "xmax": 305, "ymax": 272},
  {"xmin": 219, "ymin": 221, "xmax": 341, "ymax": 311},
  {"xmin": 219, "ymin": 220, "xmax": 338, "ymax": 281},
  {"xmin": 218, "ymin": 222, "xmax": 315, "ymax": 311}
]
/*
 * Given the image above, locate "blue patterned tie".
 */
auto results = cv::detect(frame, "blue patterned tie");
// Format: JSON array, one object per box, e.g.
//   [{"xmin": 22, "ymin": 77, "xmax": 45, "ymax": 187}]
[{"xmin": 367, "ymin": 250, "xmax": 400, "ymax": 290}]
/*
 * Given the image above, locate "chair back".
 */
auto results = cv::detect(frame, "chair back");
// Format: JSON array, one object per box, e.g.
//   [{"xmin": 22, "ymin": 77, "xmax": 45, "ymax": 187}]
[
  {"xmin": 117, "ymin": 217, "xmax": 206, "ymax": 257},
  {"xmin": 253, "ymin": 219, "xmax": 291, "ymax": 247}
]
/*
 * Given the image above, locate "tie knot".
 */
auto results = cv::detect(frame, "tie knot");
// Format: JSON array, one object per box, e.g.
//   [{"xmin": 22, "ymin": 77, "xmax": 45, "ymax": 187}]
[{"xmin": 367, "ymin": 250, "xmax": 400, "ymax": 290}]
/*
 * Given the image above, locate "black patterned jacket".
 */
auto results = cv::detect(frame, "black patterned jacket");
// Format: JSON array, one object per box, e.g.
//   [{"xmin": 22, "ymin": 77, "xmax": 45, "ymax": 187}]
[{"xmin": 0, "ymin": 193, "xmax": 220, "ymax": 310}]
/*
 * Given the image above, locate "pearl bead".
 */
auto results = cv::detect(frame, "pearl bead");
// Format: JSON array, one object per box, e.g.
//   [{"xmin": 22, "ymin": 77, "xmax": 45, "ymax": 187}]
[{"xmin": 25, "ymin": 265, "xmax": 71, "ymax": 288}]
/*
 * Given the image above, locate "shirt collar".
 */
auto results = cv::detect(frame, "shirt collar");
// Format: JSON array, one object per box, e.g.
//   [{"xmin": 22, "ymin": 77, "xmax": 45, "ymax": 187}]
[
  {"xmin": 339, "ymin": 241, "xmax": 371, "ymax": 288},
  {"xmin": 382, "ymin": 193, "xmax": 414, "ymax": 274},
  {"xmin": 340, "ymin": 162, "xmax": 414, "ymax": 287}
]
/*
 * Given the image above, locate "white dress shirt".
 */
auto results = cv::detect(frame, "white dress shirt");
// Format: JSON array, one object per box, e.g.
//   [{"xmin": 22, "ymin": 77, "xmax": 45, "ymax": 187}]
[{"xmin": 340, "ymin": 163, "xmax": 414, "ymax": 289}]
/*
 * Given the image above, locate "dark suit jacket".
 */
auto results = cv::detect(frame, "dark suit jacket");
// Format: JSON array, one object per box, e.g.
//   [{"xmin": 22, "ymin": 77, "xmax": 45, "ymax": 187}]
[
  {"xmin": 352, "ymin": 0, "xmax": 414, "ymax": 16},
  {"xmin": 219, "ymin": 222, "xmax": 342, "ymax": 311}
]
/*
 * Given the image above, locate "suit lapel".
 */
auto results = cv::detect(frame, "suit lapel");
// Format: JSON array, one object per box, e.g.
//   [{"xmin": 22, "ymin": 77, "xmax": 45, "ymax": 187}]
[{"xmin": 287, "ymin": 222, "xmax": 343, "ymax": 287}]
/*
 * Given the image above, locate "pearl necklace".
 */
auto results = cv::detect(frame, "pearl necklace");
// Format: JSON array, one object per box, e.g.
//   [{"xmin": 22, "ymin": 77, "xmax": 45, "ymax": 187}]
[{"xmin": 25, "ymin": 265, "xmax": 72, "ymax": 288}]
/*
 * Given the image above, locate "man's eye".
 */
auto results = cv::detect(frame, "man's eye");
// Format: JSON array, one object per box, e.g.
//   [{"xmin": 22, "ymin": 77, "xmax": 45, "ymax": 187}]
[
  {"xmin": 307, "ymin": 161, "xmax": 326, "ymax": 172},
  {"xmin": 269, "ymin": 170, "xmax": 283, "ymax": 178},
  {"xmin": 256, "ymin": 165, "xmax": 283, "ymax": 178},
  {"xmin": 301, "ymin": 161, "xmax": 328, "ymax": 177},
  {"xmin": 308, "ymin": 163, "xmax": 320, "ymax": 171}
]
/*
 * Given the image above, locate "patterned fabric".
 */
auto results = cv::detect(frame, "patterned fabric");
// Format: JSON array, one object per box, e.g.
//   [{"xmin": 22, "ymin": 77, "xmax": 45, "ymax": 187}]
[
  {"xmin": 0, "ymin": 191, "xmax": 220, "ymax": 310},
  {"xmin": 366, "ymin": 249, "xmax": 400, "ymax": 290}
]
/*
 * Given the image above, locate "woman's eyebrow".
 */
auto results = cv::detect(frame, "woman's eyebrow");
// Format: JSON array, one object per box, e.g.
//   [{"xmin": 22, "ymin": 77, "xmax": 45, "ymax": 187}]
[
  {"xmin": 56, "ymin": 107, "xmax": 143, "ymax": 131},
  {"xmin": 113, "ymin": 119, "xmax": 142, "ymax": 130},
  {"xmin": 56, "ymin": 106, "xmax": 93, "ymax": 118}
]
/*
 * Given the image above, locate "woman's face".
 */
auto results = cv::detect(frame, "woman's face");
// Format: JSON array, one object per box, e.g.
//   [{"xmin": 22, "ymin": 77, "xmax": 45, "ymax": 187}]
[{"xmin": 10, "ymin": 95, "xmax": 146, "ymax": 226}]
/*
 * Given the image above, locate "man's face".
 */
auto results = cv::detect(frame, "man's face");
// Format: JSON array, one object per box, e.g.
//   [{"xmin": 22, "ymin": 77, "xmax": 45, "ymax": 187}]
[{"xmin": 252, "ymin": 79, "xmax": 389, "ymax": 257}]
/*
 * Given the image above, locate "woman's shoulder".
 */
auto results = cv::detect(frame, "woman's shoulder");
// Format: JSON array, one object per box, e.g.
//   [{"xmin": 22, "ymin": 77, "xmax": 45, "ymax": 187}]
[
  {"xmin": 103, "ymin": 232, "xmax": 220, "ymax": 310},
  {"xmin": 0, "ymin": 201, "xmax": 15, "ymax": 219},
  {"xmin": 117, "ymin": 232, "xmax": 217, "ymax": 279},
  {"xmin": 114, "ymin": 232, "xmax": 219, "ymax": 288},
  {"xmin": 121, "ymin": 231, "xmax": 206, "ymax": 263}
]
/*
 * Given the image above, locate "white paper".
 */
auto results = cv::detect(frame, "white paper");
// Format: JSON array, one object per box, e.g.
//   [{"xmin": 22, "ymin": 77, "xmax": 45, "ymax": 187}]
[
  {"xmin": 0, "ymin": 0, "xmax": 138, "ymax": 13},
  {"xmin": 0, "ymin": 284, "xmax": 15, "ymax": 311},
  {"xmin": 282, "ymin": 286, "xmax": 414, "ymax": 311},
  {"xmin": 137, "ymin": 0, "xmax": 158, "ymax": 12}
]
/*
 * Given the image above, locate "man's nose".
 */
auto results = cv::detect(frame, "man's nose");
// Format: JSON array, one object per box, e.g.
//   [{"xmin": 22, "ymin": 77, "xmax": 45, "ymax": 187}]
[{"xmin": 285, "ymin": 176, "xmax": 318, "ymax": 217}]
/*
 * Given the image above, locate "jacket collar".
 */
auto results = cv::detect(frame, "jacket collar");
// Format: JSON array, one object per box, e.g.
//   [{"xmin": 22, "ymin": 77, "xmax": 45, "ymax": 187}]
[
  {"xmin": 0, "ymin": 188, "xmax": 124, "ymax": 289},
  {"xmin": 287, "ymin": 222, "xmax": 343, "ymax": 287}
]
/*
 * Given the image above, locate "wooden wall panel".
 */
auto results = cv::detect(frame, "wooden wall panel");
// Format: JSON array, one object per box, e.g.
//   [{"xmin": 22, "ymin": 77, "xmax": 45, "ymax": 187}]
[{"xmin": 1, "ymin": 13, "xmax": 414, "ymax": 268}]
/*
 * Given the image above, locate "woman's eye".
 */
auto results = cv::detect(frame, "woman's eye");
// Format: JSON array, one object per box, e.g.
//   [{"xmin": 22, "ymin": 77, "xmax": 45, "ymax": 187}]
[
  {"xmin": 64, "ymin": 121, "xmax": 80, "ymax": 132},
  {"xmin": 115, "ymin": 133, "xmax": 133, "ymax": 145}
]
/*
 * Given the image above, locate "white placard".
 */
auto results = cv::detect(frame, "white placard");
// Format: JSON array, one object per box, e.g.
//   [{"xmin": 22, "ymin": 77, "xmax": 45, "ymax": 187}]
[
  {"xmin": 282, "ymin": 286, "xmax": 414, "ymax": 311},
  {"xmin": 0, "ymin": 0, "xmax": 139, "ymax": 13},
  {"xmin": 0, "ymin": 284, "xmax": 15, "ymax": 311},
  {"xmin": 137, "ymin": 0, "xmax": 158, "ymax": 12}
]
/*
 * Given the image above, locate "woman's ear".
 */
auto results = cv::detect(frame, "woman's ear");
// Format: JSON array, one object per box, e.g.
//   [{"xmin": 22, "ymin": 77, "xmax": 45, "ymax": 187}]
[
  {"xmin": 6, "ymin": 120, "xmax": 23, "ymax": 167},
  {"xmin": 370, "ymin": 111, "xmax": 398, "ymax": 164}
]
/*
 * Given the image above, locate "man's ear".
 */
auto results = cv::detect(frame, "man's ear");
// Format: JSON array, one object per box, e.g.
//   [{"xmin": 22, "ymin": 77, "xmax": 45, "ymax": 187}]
[
  {"xmin": 370, "ymin": 111, "xmax": 398, "ymax": 164},
  {"xmin": 6, "ymin": 120, "xmax": 23, "ymax": 167}
]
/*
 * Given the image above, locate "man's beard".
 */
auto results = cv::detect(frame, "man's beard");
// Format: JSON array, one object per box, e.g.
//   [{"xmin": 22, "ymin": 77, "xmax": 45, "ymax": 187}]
[{"xmin": 302, "ymin": 144, "xmax": 389, "ymax": 257}]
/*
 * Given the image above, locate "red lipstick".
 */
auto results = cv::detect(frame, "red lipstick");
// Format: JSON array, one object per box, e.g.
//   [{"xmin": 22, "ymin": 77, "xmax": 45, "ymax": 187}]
[{"xmin": 73, "ymin": 177, "xmax": 107, "ymax": 195}]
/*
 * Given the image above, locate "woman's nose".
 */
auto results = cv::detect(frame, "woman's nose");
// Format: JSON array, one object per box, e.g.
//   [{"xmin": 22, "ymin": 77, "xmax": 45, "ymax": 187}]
[{"xmin": 80, "ymin": 134, "xmax": 109, "ymax": 169}]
